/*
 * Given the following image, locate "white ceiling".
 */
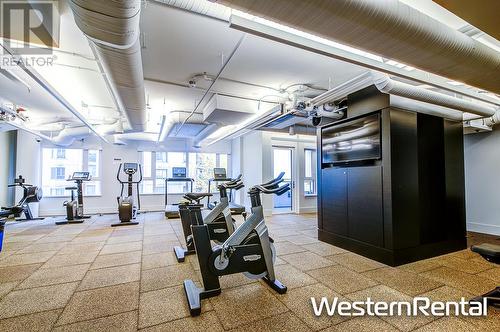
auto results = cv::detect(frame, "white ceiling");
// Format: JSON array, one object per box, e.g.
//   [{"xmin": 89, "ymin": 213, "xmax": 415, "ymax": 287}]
[
  {"xmin": 140, "ymin": 2, "xmax": 367, "ymax": 125},
  {"xmin": 3, "ymin": 0, "xmax": 493, "ymax": 145}
]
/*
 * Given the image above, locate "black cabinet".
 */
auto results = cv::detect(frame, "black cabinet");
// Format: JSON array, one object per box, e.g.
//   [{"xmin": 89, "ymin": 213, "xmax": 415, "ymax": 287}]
[
  {"xmin": 348, "ymin": 166, "xmax": 383, "ymax": 247},
  {"xmin": 318, "ymin": 97, "xmax": 466, "ymax": 266},
  {"xmin": 322, "ymin": 166, "xmax": 383, "ymax": 246},
  {"xmin": 321, "ymin": 168, "xmax": 348, "ymax": 236}
]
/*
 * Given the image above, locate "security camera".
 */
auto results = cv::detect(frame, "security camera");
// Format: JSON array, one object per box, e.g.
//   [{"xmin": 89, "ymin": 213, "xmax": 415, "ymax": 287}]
[
  {"xmin": 188, "ymin": 80, "xmax": 196, "ymax": 88},
  {"xmin": 312, "ymin": 116, "xmax": 323, "ymax": 127},
  {"xmin": 35, "ymin": 138, "xmax": 41, "ymax": 143}
]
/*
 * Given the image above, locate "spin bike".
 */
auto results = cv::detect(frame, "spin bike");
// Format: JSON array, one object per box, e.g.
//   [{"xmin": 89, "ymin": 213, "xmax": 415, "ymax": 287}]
[
  {"xmin": 114, "ymin": 163, "xmax": 142, "ymax": 227},
  {"xmin": 56, "ymin": 171, "xmax": 91, "ymax": 225},
  {"xmin": 183, "ymin": 173, "xmax": 289, "ymax": 316},
  {"xmin": 0, "ymin": 175, "xmax": 43, "ymax": 221},
  {"xmin": 174, "ymin": 177, "xmax": 244, "ymax": 262}
]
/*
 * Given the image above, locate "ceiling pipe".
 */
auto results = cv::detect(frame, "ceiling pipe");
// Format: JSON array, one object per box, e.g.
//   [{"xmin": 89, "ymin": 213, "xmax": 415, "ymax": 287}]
[
  {"xmin": 69, "ymin": 0, "xmax": 147, "ymax": 132},
  {"xmin": 372, "ymin": 73, "xmax": 499, "ymax": 119},
  {"xmin": 51, "ymin": 126, "xmax": 92, "ymax": 147},
  {"xmin": 214, "ymin": 0, "xmax": 500, "ymax": 94},
  {"xmin": 173, "ymin": 34, "xmax": 246, "ymax": 136}
]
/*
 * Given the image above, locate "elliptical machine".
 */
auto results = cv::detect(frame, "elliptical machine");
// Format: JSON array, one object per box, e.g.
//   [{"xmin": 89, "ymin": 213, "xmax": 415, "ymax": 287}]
[
  {"xmin": 174, "ymin": 177, "xmax": 244, "ymax": 262},
  {"xmin": 56, "ymin": 172, "xmax": 91, "ymax": 225},
  {"xmin": 0, "ymin": 175, "xmax": 43, "ymax": 221},
  {"xmin": 183, "ymin": 173, "xmax": 289, "ymax": 316},
  {"xmin": 114, "ymin": 163, "xmax": 142, "ymax": 227}
]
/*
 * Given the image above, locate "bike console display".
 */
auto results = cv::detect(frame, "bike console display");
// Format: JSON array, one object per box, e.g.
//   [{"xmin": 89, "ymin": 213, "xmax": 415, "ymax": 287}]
[{"xmin": 71, "ymin": 172, "xmax": 91, "ymax": 181}]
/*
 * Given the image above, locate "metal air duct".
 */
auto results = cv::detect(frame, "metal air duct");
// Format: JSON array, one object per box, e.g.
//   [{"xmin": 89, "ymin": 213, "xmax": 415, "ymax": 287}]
[
  {"xmin": 69, "ymin": 0, "xmax": 147, "ymax": 131},
  {"xmin": 214, "ymin": 0, "xmax": 500, "ymax": 94}
]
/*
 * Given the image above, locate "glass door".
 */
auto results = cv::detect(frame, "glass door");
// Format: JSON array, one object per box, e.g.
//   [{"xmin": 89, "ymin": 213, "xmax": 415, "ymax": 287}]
[{"xmin": 272, "ymin": 146, "xmax": 294, "ymax": 213}]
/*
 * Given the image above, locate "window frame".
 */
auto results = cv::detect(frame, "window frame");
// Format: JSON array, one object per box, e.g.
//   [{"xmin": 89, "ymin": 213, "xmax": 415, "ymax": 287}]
[
  {"xmin": 41, "ymin": 148, "xmax": 103, "ymax": 198},
  {"xmin": 304, "ymin": 148, "xmax": 317, "ymax": 197},
  {"xmin": 139, "ymin": 151, "xmax": 230, "ymax": 195}
]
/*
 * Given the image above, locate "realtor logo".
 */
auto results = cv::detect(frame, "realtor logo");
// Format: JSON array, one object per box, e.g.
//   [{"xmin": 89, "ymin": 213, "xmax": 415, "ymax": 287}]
[{"xmin": 1, "ymin": 0, "xmax": 59, "ymax": 55}]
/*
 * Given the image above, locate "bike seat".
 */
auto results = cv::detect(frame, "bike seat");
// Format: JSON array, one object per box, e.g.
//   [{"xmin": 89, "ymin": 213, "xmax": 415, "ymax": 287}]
[
  {"xmin": 471, "ymin": 243, "xmax": 500, "ymax": 264},
  {"xmin": 184, "ymin": 193, "xmax": 213, "ymax": 201},
  {"xmin": 65, "ymin": 186, "xmax": 78, "ymax": 191}
]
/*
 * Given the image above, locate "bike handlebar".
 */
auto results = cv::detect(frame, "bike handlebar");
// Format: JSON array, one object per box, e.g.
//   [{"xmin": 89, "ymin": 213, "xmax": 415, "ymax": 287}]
[{"xmin": 251, "ymin": 182, "xmax": 290, "ymax": 195}]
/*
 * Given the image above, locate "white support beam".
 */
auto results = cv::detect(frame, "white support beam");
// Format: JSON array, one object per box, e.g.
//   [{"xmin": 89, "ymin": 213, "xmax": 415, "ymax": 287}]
[{"xmin": 0, "ymin": 43, "xmax": 109, "ymax": 144}]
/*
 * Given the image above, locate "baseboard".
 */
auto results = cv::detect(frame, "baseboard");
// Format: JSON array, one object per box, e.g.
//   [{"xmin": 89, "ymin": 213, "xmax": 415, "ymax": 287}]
[
  {"xmin": 40, "ymin": 206, "xmax": 165, "ymax": 217},
  {"xmin": 298, "ymin": 207, "xmax": 317, "ymax": 214},
  {"xmin": 467, "ymin": 222, "xmax": 500, "ymax": 236}
]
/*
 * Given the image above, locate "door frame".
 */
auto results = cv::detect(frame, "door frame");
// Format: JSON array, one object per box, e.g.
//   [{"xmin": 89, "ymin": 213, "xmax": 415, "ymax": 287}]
[{"xmin": 271, "ymin": 145, "xmax": 298, "ymax": 214}]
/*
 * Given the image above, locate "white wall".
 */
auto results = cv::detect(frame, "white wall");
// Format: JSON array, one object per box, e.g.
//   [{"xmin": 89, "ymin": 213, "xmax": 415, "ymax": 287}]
[
  {"xmin": 0, "ymin": 131, "xmax": 11, "ymax": 207},
  {"xmin": 464, "ymin": 128, "xmax": 500, "ymax": 235},
  {"xmin": 234, "ymin": 130, "xmax": 318, "ymax": 216},
  {"xmin": 15, "ymin": 131, "xmax": 42, "ymax": 217},
  {"xmin": 15, "ymin": 133, "xmax": 231, "ymax": 217}
]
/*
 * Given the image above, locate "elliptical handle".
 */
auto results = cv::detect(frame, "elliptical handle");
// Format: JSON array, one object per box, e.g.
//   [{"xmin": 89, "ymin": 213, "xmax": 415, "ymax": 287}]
[
  {"xmin": 116, "ymin": 163, "xmax": 123, "ymax": 183},
  {"xmin": 137, "ymin": 164, "xmax": 143, "ymax": 183}
]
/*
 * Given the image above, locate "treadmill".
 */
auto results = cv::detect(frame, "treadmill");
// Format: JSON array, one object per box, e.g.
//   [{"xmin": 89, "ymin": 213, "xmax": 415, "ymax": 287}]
[
  {"xmin": 165, "ymin": 167, "xmax": 194, "ymax": 219},
  {"xmin": 207, "ymin": 168, "xmax": 246, "ymax": 216}
]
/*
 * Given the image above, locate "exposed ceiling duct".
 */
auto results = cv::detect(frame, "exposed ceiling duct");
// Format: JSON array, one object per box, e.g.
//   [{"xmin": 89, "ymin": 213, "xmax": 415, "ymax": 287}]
[
  {"xmin": 51, "ymin": 126, "xmax": 92, "ymax": 147},
  {"xmin": 69, "ymin": 0, "xmax": 147, "ymax": 131},
  {"xmin": 372, "ymin": 74, "xmax": 499, "ymax": 119},
  {"xmin": 155, "ymin": 0, "xmax": 231, "ymax": 21},
  {"xmin": 158, "ymin": 111, "xmax": 213, "ymax": 142},
  {"xmin": 309, "ymin": 71, "xmax": 500, "ymax": 127},
  {"xmin": 214, "ymin": 0, "xmax": 500, "ymax": 94}
]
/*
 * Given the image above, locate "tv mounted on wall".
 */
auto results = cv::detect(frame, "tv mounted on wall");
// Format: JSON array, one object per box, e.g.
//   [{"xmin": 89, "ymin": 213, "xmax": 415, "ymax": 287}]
[{"xmin": 321, "ymin": 113, "xmax": 381, "ymax": 165}]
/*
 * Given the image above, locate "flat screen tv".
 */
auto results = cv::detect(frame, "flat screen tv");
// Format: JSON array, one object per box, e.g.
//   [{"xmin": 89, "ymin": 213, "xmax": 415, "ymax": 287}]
[{"xmin": 322, "ymin": 113, "xmax": 381, "ymax": 165}]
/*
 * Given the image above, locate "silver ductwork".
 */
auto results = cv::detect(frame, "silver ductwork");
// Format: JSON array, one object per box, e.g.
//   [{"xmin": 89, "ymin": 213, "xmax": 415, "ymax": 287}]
[
  {"xmin": 372, "ymin": 74, "xmax": 499, "ymax": 118},
  {"xmin": 52, "ymin": 126, "xmax": 91, "ymax": 146},
  {"xmin": 69, "ymin": 0, "xmax": 147, "ymax": 131},
  {"xmin": 155, "ymin": 0, "xmax": 231, "ymax": 20},
  {"xmin": 214, "ymin": 0, "xmax": 500, "ymax": 94},
  {"xmin": 310, "ymin": 70, "xmax": 500, "ymax": 126}
]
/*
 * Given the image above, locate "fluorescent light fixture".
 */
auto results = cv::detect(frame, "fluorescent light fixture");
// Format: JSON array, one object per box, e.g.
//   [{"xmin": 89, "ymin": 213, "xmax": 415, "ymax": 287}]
[{"xmin": 447, "ymin": 80, "xmax": 464, "ymax": 86}]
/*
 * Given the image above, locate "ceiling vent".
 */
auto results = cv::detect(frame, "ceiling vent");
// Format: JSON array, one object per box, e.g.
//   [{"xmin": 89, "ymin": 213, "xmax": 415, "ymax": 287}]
[{"xmin": 203, "ymin": 94, "xmax": 275, "ymax": 126}]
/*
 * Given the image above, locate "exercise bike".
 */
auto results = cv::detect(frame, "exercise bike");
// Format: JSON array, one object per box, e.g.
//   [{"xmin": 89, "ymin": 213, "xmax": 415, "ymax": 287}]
[
  {"xmin": 0, "ymin": 175, "xmax": 43, "ymax": 221},
  {"xmin": 114, "ymin": 163, "xmax": 142, "ymax": 227},
  {"xmin": 56, "ymin": 172, "xmax": 92, "ymax": 225},
  {"xmin": 174, "ymin": 177, "xmax": 244, "ymax": 262},
  {"xmin": 183, "ymin": 173, "xmax": 289, "ymax": 316}
]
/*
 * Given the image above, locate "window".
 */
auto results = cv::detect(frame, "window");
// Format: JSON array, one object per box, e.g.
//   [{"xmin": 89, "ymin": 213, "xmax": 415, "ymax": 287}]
[
  {"xmin": 42, "ymin": 148, "xmax": 102, "ymax": 197},
  {"xmin": 140, "ymin": 151, "xmax": 229, "ymax": 194},
  {"xmin": 52, "ymin": 148, "xmax": 66, "ymax": 159},
  {"xmin": 85, "ymin": 149, "xmax": 102, "ymax": 196},
  {"xmin": 51, "ymin": 167, "xmax": 65, "ymax": 180},
  {"xmin": 189, "ymin": 152, "xmax": 217, "ymax": 193},
  {"xmin": 304, "ymin": 149, "xmax": 317, "ymax": 195}
]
